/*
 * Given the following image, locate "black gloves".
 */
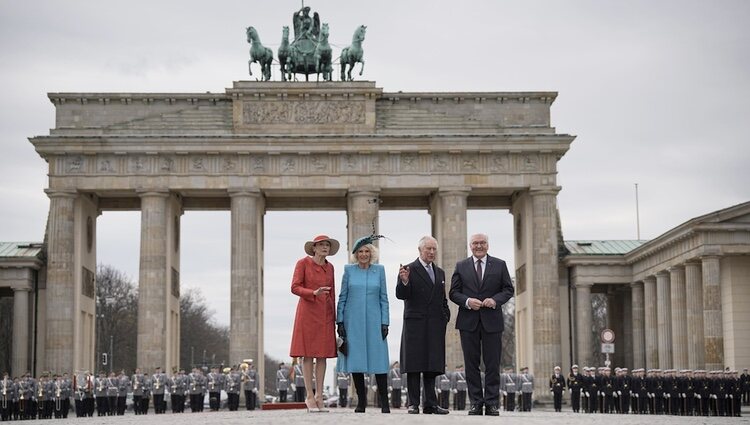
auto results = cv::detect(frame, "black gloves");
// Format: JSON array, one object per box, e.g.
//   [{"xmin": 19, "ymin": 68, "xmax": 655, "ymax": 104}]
[
  {"xmin": 381, "ymin": 325, "xmax": 389, "ymax": 340},
  {"xmin": 337, "ymin": 323, "xmax": 346, "ymax": 338}
]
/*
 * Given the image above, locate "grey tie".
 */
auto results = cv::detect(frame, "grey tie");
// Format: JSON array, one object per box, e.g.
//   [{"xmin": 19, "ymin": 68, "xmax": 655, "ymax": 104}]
[{"xmin": 426, "ymin": 263, "xmax": 435, "ymax": 283}]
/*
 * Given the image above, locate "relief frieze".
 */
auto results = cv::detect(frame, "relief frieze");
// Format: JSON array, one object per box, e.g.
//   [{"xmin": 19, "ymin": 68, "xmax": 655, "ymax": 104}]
[{"xmin": 242, "ymin": 100, "xmax": 365, "ymax": 125}]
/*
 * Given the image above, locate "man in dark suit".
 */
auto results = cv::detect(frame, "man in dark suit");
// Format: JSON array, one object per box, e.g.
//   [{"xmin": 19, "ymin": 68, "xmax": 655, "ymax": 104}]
[
  {"xmin": 396, "ymin": 236, "xmax": 451, "ymax": 415},
  {"xmin": 449, "ymin": 233, "xmax": 514, "ymax": 416}
]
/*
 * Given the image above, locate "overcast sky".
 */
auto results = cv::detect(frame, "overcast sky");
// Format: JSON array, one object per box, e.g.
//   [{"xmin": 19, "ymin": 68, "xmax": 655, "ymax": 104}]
[{"xmin": 1, "ymin": 0, "xmax": 748, "ymax": 385}]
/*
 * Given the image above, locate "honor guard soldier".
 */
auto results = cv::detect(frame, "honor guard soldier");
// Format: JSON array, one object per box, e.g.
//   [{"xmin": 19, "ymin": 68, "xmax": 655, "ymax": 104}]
[
  {"xmin": 225, "ymin": 366, "xmax": 241, "ymax": 411},
  {"xmin": 188, "ymin": 368, "xmax": 202, "ymax": 412},
  {"xmin": 207, "ymin": 366, "xmax": 222, "ymax": 411},
  {"xmin": 116, "ymin": 370, "xmax": 129, "ymax": 415},
  {"xmin": 276, "ymin": 363, "xmax": 290, "ymax": 403},
  {"xmin": 52, "ymin": 374, "xmax": 63, "ymax": 418},
  {"xmin": 38, "ymin": 373, "xmax": 50, "ymax": 419},
  {"xmin": 579, "ymin": 367, "xmax": 590, "ymax": 413},
  {"xmin": 618, "ymin": 368, "xmax": 631, "ymax": 414},
  {"xmin": 741, "ymin": 368, "xmax": 750, "ymax": 406},
  {"xmin": 600, "ymin": 367, "xmax": 614, "ymax": 413},
  {"xmin": 694, "ymin": 370, "xmax": 709, "ymax": 416},
  {"xmin": 152, "ymin": 367, "xmax": 167, "ymax": 413},
  {"xmin": 105, "ymin": 372, "xmax": 118, "ymax": 415},
  {"xmin": 549, "ymin": 366, "xmax": 565, "ymax": 412},
  {"xmin": 94, "ymin": 371, "xmax": 108, "ymax": 416},
  {"xmin": 132, "ymin": 368, "xmax": 145, "ymax": 414},
  {"xmin": 611, "ymin": 368, "xmax": 621, "ymax": 413},
  {"xmin": 732, "ymin": 370, "xmax": 742, "ymax": 416},
  {"xmin": 170, "ymin": 369, "xmax": 187, "ymax": 413},
  {"xmin": 26, "ymin": 373, "xmax": 38, "ymax": 420},
  {"xmin": 588, "ymin": 367, "xmax": 600, "ymax": 414},
  {"xmin": 337, "ymin": 371, "xmax": 350, "ymax": 407},
  {"xmin": 292, "ymin": 358, "xmax": 306, "ymax": 402},
  {"xmin": 451, "ymin": 365, "xmax": 467, "ymax": 411},
  {"xmin": 242, "ymin": 359, "xmax": 259, "ymax": 411},
  {"xmin": 500, "ymin": 366, "xmax": 517, "ymax": 412},
  {"xmin": 631, "ymin": 368, "xmax": 646, "ymax": 414},
  {"xmin": 142, "ymin": 372, "xmax": 153, "ymax": 414},
  {"xmin": 436, "ymin": 367, "xmax": 451, "ymax": 409},
  {"xmin": 519, "ymin": 367, "xmax": 534, "ymax": 412},
  {"xmin": 679, "ymin": 369, "xmax": 694, "ymax": 416},
  {"xmin": 387, "ymin": 362, "xmax": 402, "ymax": 409},
  {"xmin": 1, "ymin": 372, "xmax": 13, "ymax": 421},
  {"xmin": 567, "ymin": 365, "xmax": 582, "ymax": 413}
]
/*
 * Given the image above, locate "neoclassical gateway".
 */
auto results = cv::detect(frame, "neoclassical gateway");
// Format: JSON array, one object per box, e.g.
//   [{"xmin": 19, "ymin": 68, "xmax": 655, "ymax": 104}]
[{"xmin": 2, "ymin": 79, "xmax": 748, "ymax": 389}]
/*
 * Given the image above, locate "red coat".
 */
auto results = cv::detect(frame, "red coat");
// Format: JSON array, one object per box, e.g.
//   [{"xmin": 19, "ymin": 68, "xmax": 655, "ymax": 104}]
[{"xmin": 289, "ymin": 256, "xmax": 337, "ymax": 358}]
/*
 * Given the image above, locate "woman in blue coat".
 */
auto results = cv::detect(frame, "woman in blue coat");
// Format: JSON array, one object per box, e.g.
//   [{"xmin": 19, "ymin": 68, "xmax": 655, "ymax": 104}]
[{"xmin": 336, "ymin": 235, "xmax": 390, "ymax": 413}]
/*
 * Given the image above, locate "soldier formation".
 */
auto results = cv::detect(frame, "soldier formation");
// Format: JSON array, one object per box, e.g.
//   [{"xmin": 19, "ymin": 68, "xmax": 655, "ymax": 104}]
[
  {"xmin": 0, "ymin": 360, "xmax": 260, "ymax": 421},
  {"xmin": 560, "ymin": 365, "xmax": 747, "ymax": 417}
]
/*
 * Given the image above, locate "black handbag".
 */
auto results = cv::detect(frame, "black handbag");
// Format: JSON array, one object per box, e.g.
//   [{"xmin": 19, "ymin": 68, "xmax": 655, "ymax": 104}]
[{"xmin": 337, "ymin": 337, "xmax": 348, "ymax": 356}]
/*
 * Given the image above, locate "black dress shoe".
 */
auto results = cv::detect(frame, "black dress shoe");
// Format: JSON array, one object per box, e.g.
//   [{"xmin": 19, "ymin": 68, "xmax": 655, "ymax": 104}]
[
  {"xmin": 485, "ymin": 405, "xmax": 500, "ymax": 416},
  {"xmin": 468, "ymin": 404, "xmax": 483, "ymax": 415},
  {"xmin": 424, "ymin": 406, "xmax": 449, "ymax": 415},
  {"xmin": 407, "ymin": 406, "xmax": 419, "ymax": 414}
]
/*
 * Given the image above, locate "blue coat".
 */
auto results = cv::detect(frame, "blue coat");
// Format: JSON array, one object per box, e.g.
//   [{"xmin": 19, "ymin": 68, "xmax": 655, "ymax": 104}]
[{"xmin": 336, "ymin": 263, "xmax": 390, "ymax": 374}]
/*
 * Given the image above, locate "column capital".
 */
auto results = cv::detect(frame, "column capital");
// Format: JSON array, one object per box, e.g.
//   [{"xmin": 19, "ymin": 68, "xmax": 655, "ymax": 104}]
[
  {"xmin": 529, "ymin": 186, "xmax": 561, "ymax": 196},
  {"xmin": 656, "ymin": 270, "xmax": 670, "ymax": 278},
  {"xmin": 44, "ymin": 188, "xmax": 78, "ymax": 199},
  {"xmin": 667, "ymin": 264, "xmax": 685, "ymax": 273},
  {"xmin": 630, "ymin": 281, "xmax": 644, "ymax": 289},
  {"xmin": 643, "ymin": 275, "xmax": 657, "ymax": 284},
  {"xmin": 136, "ymin": 188, "xmax": 170, "ymax": 198},
  {"xmin": 574, "ymin": 281, "xmax": 593, "ymax": 289},
  {"xmin": 347, "ymin": 187, "xmax": 381, "ymax": 194},
  {"xmin": 11, "ymin": 285, "xmax": 32, "ymax": 292},
  {"xmin": 228, "ymin": 188, "xmax": 262, "ymax": 198}
]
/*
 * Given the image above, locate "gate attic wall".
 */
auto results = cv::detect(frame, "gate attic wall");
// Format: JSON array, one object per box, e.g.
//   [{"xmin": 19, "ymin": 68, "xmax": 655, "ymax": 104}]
[{"xmin": 30, "ymin": 81, "xmax": 574, "ymax": 397}]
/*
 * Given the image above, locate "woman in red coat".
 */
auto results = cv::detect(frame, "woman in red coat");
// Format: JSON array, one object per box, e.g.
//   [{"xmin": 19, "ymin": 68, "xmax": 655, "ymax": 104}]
[{"xmin": 290, "ymin": 234, "xmax": 339, "ymax": 412}]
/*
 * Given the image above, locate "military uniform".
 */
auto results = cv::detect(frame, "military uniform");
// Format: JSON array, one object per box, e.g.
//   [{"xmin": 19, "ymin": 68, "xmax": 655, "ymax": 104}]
[
  {"xmin": 170, "ymin": 370, "xmax": 187, "ymax": 413},
  {"xmin": 451, "ymin": 367, "xmax": 467, "ymax": 410},
  {"xmin": 242, "ymin": 365, "xmax": 259, "ymax": 410},
  {"xmin": 94, "ymin": 373, "xmax": 109, "ymax": 416},
  {"xmin": 207, "ymin": 368, "xmax": 222, "ymax": 411},
  {"xmin": 436, "ymin": 371, "xmax": 451, "ymax": 409},
  {"xmin": 500, "ymin": 368, "xmax": 517, "ymax": 412},
  {"xmin": 519, "ymin": 368, "xmax": 534, "ymax": 412},
  {"xmin": 188, "ymin": 369, "xmax": 204, "ymax": 412},
  {"xmin": 131, "ymin": 371, "xmax": 145, "ymax": 414},
  {"xmin": 141, "ymin": 373, "xmax": 152, "ymax": 414},
  {"xmin": 1, "ymin": 374, "xmax": 13, "ymax": 421},
  {"xmin": 276, "ymin": 365, "xmax": 289, "ymax": 402},
  {"xmin": 741, "ymin": 369, "xmax": 750, "ymax": 405},
  {"xmin": 152, "ymin": 369, "xmax": 167, "ymax": 413},
  {"xmin": 567, "ymin": 366, "xmax": 582, "ymax": 413},
  {"xmin": 225, "ymin": 368, "xmax": 241, "ymax": 411},
  {"xmin": 293, "ymin": 363, "xmax": 306, "ymax": 402},
  {"xmin": 549, "ymin": 368, "xmax": 565, "ymax": 412},
  {"xmin": 337, "ymin": 372, "xmax": 350, "ymax": 407}
]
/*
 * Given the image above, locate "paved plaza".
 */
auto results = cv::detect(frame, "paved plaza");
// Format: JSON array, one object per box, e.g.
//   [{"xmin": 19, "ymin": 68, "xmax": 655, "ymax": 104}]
[{"xmin": 14, "ymin": 407, "xmax": 750, "ymax": 425}]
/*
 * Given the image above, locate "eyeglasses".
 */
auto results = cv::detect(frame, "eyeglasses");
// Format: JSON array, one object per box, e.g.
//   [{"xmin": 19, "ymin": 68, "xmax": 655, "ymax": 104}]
[{"xmin": 470, "ymin": 241, "xmax": 487, "ymax": 246}]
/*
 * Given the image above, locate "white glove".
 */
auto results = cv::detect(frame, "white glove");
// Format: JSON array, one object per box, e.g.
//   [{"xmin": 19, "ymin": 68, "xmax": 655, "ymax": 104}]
[
  {"xmin": 452, "ymin": 389, "xmax": 458, "ymax": 394},
  {"xmin": 253, "ymin": 388, "xmax": 258, "ymax": 394},
  {"xmin": 729, "ymin": 395, "xmax": 733, "ymax": 399},
  {"xmin": 617, "ymin": 391, "xmax": 622, "ymax": 396},
  {"xmin": 681, "ymin": 393, "xmax": 686, "ymax": 398},
  {"xmin": 585, "ymin": 392, "xmax": 590, "ymax": 397},
  {"xmin": 568, "ymin": 389, "xmax": 572, "ymax": 394},
  {"xmin": 371, "ymin": 386, "xmax": 377, "ymax": 392},
  {"xmin": 388, "ymin": 386, "xmax": 392, "ymax": 392},
  {"xmin": 696, "ymin": 394, "xmax": 701, "ymax": 399},
  {"xmin": 502, "ymin": 391, "xmax": 507, "ymax": 396},
  {"xmin": 437, "ymin": 389, "xmax": 441, "ymax": 394}
]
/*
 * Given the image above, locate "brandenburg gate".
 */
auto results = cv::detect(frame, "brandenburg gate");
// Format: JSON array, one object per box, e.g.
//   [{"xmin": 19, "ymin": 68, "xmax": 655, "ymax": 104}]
[{"xmin": 30, "ymin": 80, "xmax": 575, "ymax": 383}]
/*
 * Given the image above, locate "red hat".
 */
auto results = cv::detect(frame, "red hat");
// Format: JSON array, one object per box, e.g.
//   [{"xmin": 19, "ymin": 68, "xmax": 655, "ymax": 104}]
[{"xmin": 304, "ymin": 235, "xmax": 340, "ymax": 256}]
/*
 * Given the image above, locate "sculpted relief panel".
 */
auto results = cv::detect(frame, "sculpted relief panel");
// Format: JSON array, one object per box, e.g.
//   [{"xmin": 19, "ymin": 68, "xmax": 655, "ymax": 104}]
[{"xmin": 242, "ymin": 100, "xmax": 365, "ymax": 125}]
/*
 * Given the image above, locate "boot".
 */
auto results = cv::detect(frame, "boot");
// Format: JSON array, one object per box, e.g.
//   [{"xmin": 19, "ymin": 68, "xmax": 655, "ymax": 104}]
[
  {"xmin": 376, "ymin": 374, "xmax": 390, "ymax": 413},
  {"xmin": 352, "ymin": 373, "xmax": 366, "ymax": 413}
]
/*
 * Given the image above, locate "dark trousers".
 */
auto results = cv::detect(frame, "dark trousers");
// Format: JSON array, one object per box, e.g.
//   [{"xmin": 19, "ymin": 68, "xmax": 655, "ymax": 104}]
[
  {"xmin": 95, "ymin": 396, "xmax": 107, "ymax": 416},
  {"xmin": 171, "ymin": 394, "xmax": 179, "ymax": 413},
  {"xmin": 339, "ymin": 388, "xmax": 348, "ymax": 407},
  {"xmin": 522, "ymin": 392, "xmax": 532, "ymax": 411},
  {"xmin": 407, "ymin": 372, "xmax": 438, "ymax": 409},
  {"xmin": 454, "ymin": 390, "xmax": 466, "ymax": 410},
  {"xmin": 117, "ymin": 396, "xmax": 126, "ymax": 415},
  {"xmin": 133, "ymin": 395, "xmax": 142, "ymax": 414},
  {"xmin": 588, "ymin": 392, "xmax": 598, "ymax": 413},
  {"xmin": 209, "ymin": 391, "xmax": 220, "ymax": 411},
  {"xmin": 107, "ymin": 396, "xmax": 116, "ymax": 415},
  {"xmin": 154, "ymin": 393, "xmax": 165, "ymax": 413},
  {"xmin": 571, "ymin": 389, "xmax": 581, "ymax": 412},
  {"xmin": 438, "ymin": 390, "xmax": 449, "ymax": 409},
  {"xmin": 504, "ymin": 392, "xmax": 516, "ymax": 411},
  {"xmin": 295, "ymin": 386, "xmax": 306, "ymax": 402},
  {"xmin": 459, "ymin": 327, "xmax": 501, "ymax": 407},
  {"xmin": 278, "ymin": 390, "xmax": 287, "ymax": 402},
  {"xmin": 391, "ymin": 389, "xmax": 401, "ymax": 408},
  {"xmin": 227, "ymin": 393, "xmax": 239, "ymax": 411},
  {"xmin": 553, "ymin": 390, "xmax": 563, "ymax": 411},
  {"xmin": 244, "ymin": 390, "xmax": 256, "ymax": 410},
  {"xmin": 140, "ymin": 397, "xmax": 150, "ymax": 414},
  {"xmin": 189, "ymin": 394, "xmax": 201, "ymax": 412}
]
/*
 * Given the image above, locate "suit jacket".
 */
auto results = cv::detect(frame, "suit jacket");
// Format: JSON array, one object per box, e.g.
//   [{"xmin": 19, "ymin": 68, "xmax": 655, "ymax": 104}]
[
  {"xmin": 449, "ymin": 255, "xmax": 514, "ymax": 333},
  {"xmin": 395, "ymin": 258, "xmax": 450, "ymax": 373}
]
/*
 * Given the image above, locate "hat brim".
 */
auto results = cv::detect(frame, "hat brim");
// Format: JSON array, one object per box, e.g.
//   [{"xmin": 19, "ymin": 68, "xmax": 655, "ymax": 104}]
[{"xmin": 304, "ymin": 237, "xmax": 340, "ymax": 256}]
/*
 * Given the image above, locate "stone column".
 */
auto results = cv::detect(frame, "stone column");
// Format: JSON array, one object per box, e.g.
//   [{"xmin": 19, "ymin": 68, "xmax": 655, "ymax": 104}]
[
  {"xmin": 529, "ymin": 187, "xmax": 562, "ymax": 376},
  {"xmin": 12, "ymin": 287, "xmax": 31, "ymax": 375},
  {"xmin": 430, "ymin": 188, "xmax": 468, "ymax": 369},
  {"xmin": 137, "ymin": 190, "xmax": 169, "ymax": 371},
  {"xmin": 229, "ymin": 189, "xmax": 263, "ymax": 366},
  {"xmin": 347, "ymin": 189, "xmax": 380, "ymax": 251},
  {"xmin": 669, "ymin": 266, "xmax": 688, "ymax": 369},
  {"xmin": 575, "ymin": 282, "xmax": 593, "ymax": 366},
  {"xmin": 631, "ymin": 282, "xmax": 646, "ymax": 369},
  {"xmin": 44, "ymin": 189, "xmax": 78, "ymax": 373},
  {"xmin": 702, "ymin": 255, "xmax": 723, "ymax": 370},
  {"xmin": 642, "ymin": 276, "xmax": 658, "ymax": 369},
  {"xmin": 684, "ymin": 261, "xmax": 705, "ymax": 369},
  {"xmin": 656, "ymin": 271, "xmax": 672, "ymax": 369}
]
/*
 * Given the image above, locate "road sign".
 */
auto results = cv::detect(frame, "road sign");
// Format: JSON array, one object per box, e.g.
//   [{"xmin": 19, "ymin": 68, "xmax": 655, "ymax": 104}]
[
  {"xmin": 601, "ymin": 343, "xmax": 615, "ymax": 354},
  {"xmin": 600, "ymin": 329, "xmax": 615, "ymax": 344}
]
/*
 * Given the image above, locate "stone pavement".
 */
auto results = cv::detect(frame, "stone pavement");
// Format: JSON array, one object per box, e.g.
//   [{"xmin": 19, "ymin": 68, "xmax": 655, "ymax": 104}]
[{"xmin": 18, "ymin": 408, "xmax": 749, "ymax": 424}]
